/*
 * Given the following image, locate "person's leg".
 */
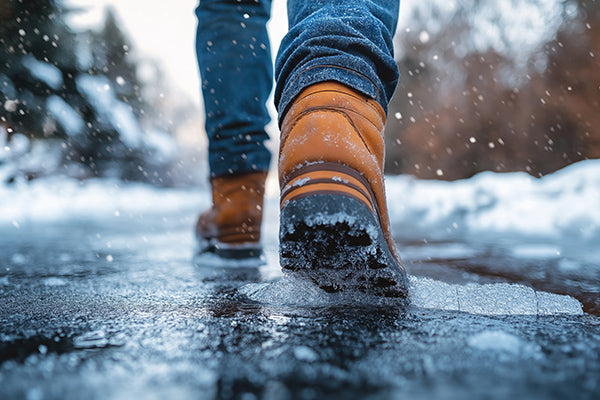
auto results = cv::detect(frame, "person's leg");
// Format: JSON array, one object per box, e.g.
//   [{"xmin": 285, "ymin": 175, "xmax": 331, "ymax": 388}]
[
  {"xmin": 196, "ymin": 0, "xmax": 273, "ymax": 178},
  {"xmin": 275, "ymin": 0, "xmax": 400, "ymax": 119},
  {"xmin": 276, "ymin": 0, "xmax": 408, "ymax": 296},
  {"xmin": 195, "ymin": 0, "xmax": 273, "ymax": 262}
]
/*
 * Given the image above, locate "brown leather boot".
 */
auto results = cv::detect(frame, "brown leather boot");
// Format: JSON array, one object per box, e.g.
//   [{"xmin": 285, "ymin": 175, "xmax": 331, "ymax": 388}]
[
  {"xmin": 279, "ymin": 82, "xmax": 408, "ymax": 297},
  {"xmin": 196, "ymin": 171, "xmax": 267, "ymax": 261}
]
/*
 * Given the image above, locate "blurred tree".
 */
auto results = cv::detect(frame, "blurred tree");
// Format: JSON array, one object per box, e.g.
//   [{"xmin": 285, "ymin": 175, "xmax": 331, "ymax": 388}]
[
  {"xmin": 90, "ymin": 7, "xmax": 144, "ymax": 118},
  {"xmin": 0, "ymin": 0, "xmax": 67, "ymax": 138},
  {"xmin": 0, "ymin": 0, "xmax": 176, "ymax": 184},
  {"xmin": 386, "ymin": 0, "xmax": 600, "ymax": 179}
]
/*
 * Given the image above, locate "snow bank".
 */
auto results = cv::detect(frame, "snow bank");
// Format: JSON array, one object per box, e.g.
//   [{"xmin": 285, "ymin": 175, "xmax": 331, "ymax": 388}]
[
  {"xmin": 0, "ymin": 178, "xmax": 204, "ymax": 225},
  {"xmin": 1, "ymin": 160, "xmax": 598, "ymax": 242},
  {"xmin": 386, "ymin": 160, "xmax": 600, "ymax": 241}
]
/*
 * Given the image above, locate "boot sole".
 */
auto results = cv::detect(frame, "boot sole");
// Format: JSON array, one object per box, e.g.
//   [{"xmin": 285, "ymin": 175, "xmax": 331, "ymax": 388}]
[
  {"xmin": 195, "ymin": 238, "xmax": 265, "ymax": 267},
  {"xmin": 279, "ymin": 193, "xmax": 408, "ymax": 297}
]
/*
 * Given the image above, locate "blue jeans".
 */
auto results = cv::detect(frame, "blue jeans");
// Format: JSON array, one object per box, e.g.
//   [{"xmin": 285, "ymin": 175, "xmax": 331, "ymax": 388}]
[{"xmin": 196, "ymin": 0, "xmax": 400, "ymax": 178}]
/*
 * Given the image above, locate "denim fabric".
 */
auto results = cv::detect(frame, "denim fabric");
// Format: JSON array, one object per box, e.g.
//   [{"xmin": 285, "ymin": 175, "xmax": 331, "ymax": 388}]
[
  {"xmin": 195, "ymin": 0, "xmax": 400, "ymax": 177},
  {"xmin": 196, "ymin": 0, "xmax": 273, "ymax": 178},
  {"xmin": 276, "ymin": 0, "xmax": 400, "ymax": 121}
]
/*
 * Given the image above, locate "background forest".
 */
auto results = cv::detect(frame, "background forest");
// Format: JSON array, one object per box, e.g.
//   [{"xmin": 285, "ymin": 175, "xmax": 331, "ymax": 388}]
[{"xmin": 1, "ymin": 0, "xmax": 599, "ymax": 185}]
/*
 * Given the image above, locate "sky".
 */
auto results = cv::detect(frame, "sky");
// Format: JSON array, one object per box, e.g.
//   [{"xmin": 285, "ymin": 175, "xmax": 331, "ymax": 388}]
[{"xmin": 64, "ymin": 0, "xmax": 288, "ymax": 106}]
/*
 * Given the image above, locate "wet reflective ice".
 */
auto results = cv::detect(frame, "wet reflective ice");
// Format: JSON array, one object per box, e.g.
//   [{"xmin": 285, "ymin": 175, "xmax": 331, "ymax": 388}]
[{"xmin": 1, "ymin": 199, "xmax": 598, "ymax": 400}]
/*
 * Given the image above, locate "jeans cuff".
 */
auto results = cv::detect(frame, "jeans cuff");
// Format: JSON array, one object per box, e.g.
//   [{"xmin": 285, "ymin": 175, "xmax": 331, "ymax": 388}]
[{"xmin": 276, "ymin": 64, "xmax": 385, "ymax": 125}]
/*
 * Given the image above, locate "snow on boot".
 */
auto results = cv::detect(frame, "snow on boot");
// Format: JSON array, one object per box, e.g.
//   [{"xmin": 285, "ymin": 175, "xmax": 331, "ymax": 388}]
[
  {"xmin": 279, "ymin": 82, "xmax": 408, "ymax": 297},
  {"xmin": 195, "ymin": 171, "xmax": 267, "ymax": 267}
]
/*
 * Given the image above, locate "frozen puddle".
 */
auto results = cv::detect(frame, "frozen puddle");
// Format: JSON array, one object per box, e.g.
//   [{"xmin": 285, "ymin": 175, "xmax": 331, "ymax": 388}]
[{"xmin": 242, "ymin": 275, "xmax": 583, "ymax": 316}]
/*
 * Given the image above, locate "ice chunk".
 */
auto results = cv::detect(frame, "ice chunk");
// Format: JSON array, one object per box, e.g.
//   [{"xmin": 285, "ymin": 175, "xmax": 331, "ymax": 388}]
[
  {"xmin": 243, "ymin": 275, "xmax": 583, "ymax": 316},
  {"xmin": 467, "ymin": 330, "xmax": 541, "ymax": 357},
  {"xmin": 409, "ymin": 276, "xmax": 459, "ymax": 311},
  {"xmin": 457, "ymin": 282, "xmax": 537, "ymax": 315},
  {"xmin": 21, "ymin": 55, "xmax": 63, "ymax": 90},
  {"xmin": 536, "ymin": 291, "xmax": 583, "ymax": 316},
  {"xmin": 386, "ymin": 159, "xmax": 600, "ymax": 241},
  {"xmin": 46, "ymin": 95, "xmax": 85, "ymax": 137}
]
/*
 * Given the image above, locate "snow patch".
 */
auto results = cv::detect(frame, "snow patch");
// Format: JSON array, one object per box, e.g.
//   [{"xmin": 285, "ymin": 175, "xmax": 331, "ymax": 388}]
[
  {"xmin": 0, "ymin": 178, "xmax": 204, "ymax": 224},
  {"xmin": 291, "ymin": 177, "xmax": 311, "ymax": 187},
  {"xmin": 386, "ymin": 160, "xmax": 600, "ymax": 241},
  {"xmin": 21, "ymin": 56, "xmax": 64, "ymax": 90},
  {"xmin": 46, "ymin": 95, "xmax": 85, "ymax": 137},
  {"xmin": 0, "ymin": 131, "xmax": 30, "ymax": 163}
]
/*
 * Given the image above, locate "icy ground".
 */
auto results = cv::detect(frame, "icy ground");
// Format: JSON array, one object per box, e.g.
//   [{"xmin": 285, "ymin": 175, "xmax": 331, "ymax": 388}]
[{"xmin": 1, "ymin": 161, "xmax": 599, "ymax": 399}]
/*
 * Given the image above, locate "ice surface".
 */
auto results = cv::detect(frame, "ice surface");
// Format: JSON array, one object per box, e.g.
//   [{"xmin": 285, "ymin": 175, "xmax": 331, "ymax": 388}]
[
  {"xmin": 242, "ymin": 275, "xmax": 583, "ymax": 316},
  {"xmin": 21, "ymin": 56, "xmax": 63, "ymax": 90},
  {"xmin": 73, "ymin": 330, "xmax": 108, "ymax": 349},
  {"xmin": 1, "ymin": 185, "xmax": 597, "ymax": 399},
  {"xmin": 193, "ymin": 251, "xmax": 266, "ymax": 269},
  {"xmin": 0, "ymin": 178, "xmax": 204, "ymax": 224},
  {"xmin": 402, "ymin": 243, "xmax": 480, "ymax": 261}
]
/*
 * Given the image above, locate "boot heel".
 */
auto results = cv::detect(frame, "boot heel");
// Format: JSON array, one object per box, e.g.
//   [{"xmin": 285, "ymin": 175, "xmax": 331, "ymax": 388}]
[{"xmin": 279, "ymin": 191, "xmax": 408, "ymax": 298}]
